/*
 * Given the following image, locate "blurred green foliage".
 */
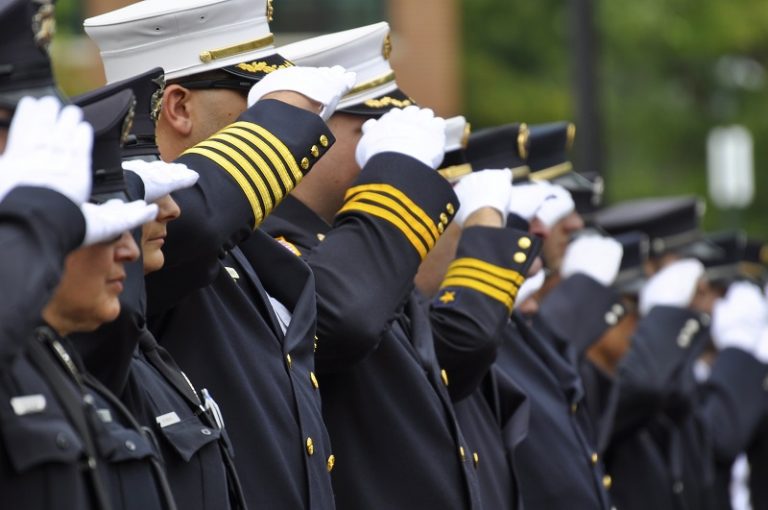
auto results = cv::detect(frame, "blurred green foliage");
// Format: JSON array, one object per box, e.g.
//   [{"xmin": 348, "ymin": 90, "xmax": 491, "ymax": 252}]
[
  {"xmin": 271, "ymin": 0, "xmax": 384, "ymax": 32},
  {"xmin": 462, "ymin": 0, "xmax": 768, "ymax": 238}
]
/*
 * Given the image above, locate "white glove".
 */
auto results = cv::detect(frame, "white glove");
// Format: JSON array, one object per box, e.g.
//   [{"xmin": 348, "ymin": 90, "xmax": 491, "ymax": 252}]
[
  {"xmin": 80, "ymin": 199, "xmax": 158, "ymax": 246},
  {"xmin": 246, "ymin": 65, "xmax": 357, "ymax": 120},
  {"xmin": 122, "ymin": 159, "xmax": 199, "ymax": 203},
  {"xmin": 0, "ymin": 96, "xmax": 92, "ymax": 204},
  {"xmin": 507, "ymin": 181, "xmax": 555, "ymax": 220},
  {"xmin": 753, "ymin": 327, "xmax": 768, "ymax": 364},
  {"xmin": 638, "ymin": 258, "xmax": 704, "ymax": 316},
  {"xmin": 355, "ymin": 106, "xmax": 446, "ymax": 169},
  {"xmin": 535, "ymin": 184, "xmax": 576, "ymax": 227},
  {"xmin": 452, "ymin": 169, "xmax": 513, "ymax": 227},
  {"xmin": 516, "ymin": 270, "xmax": 545, "ymax": 305},
  {"xmin": 560, "ymin": 234, "xmax": 623, "ymax": 287},
  {"xmin": 711, "ymin": 282, "xmax": 768, "ymax": 354}
]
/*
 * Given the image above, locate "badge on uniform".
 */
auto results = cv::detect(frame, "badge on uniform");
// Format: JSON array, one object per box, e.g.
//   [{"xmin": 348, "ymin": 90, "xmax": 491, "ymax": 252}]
[
  {"xmin": 10, "ymin": 394, "xmax": 46, "ymax": 416},
  {"xmin": 433, "ymin": 289, "xmax": 460, "ymax": 308},
  {"xmin": 156, "ymin": 411, "xmax": 181, "ymax": 428}
]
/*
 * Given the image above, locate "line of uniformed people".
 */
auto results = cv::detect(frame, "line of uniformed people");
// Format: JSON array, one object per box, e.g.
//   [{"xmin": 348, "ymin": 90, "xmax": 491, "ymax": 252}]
[{"xmin": 2, "ymin": 0, "xmax": 768, "ymax": 509}]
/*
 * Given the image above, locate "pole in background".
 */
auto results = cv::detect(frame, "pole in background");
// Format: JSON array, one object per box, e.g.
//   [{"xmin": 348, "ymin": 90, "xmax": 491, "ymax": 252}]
[{"xmin": 568, "ymin": 0, "xmax": 604, "ymax": 178}]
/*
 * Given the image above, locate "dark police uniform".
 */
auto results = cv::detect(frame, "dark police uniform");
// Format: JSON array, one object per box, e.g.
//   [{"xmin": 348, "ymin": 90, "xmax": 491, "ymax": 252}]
[
  {"xmin": 71, "ymin": 67, "xmax": 246, "ymax": 510},
  {"xmin": 495, "ymin": 310, "xmax": 613, "ymax": 510},
  {"xmin": 74, "ymin": 226, "xmax": 246, "ymax": 510},
  {"xmin": 701, "ymin": 348, "xmax": 768, "ymax": 510},
  {"xmin": 430, "ymin": 225, "xmax": 541, "ymax": 510},
  {"xmin": 747, "ymin": 413, "xmax": 768, "ymax": 509},
  {"xmin": 29, "ymin": 327, "xmax": 174, "ymax": 510},
  {"xmin": 597, "ymin": 306, "xmax": 766, "ymax": 510},
  {"xmin": 146, "ymin": 99, "xmax": 336, "ymax": 509},
  {"xmin": 534, "ymin": 272, "xmax": 628, "ymax": 445},
  {"xmin": 262, "ymin": 152, "xmax": 490, "ymax": 509},
  {"xmin": 452, "ymin": 367, "xmax": 530, "ymax": 510},
  {"xmin": 601, "ymin": 306, "xmax": 713, "ymax": 510},
  {"xmin": 0, "ymin": 187, "xmax": 96, "ymax": 510}
]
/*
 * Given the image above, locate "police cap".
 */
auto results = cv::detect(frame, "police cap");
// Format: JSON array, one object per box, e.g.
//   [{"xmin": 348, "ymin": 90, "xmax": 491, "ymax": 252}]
[
  {"xmin": 73, "ymin": 67, "xmax": 165, "ymax": 160},
  {"xmin": 84, "ymin": 0, "xmax": 289, "ymax": 85},
  {"xmin": 280, "ymin": 22, "xmax": 414, "ymax": 117},
  {"xmin": 76, "ymin": 89, "xmax": 136, "ymax": 203},
  {"xmin": 0, "ymin": 0, "xmax": 62, "ymax": 109}
]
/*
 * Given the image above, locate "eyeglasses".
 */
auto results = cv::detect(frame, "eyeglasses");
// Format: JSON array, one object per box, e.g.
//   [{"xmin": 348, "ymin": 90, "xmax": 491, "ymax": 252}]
[{"xmin": 175, "ymin": 79, "xmax": 253, "ymax": 93}]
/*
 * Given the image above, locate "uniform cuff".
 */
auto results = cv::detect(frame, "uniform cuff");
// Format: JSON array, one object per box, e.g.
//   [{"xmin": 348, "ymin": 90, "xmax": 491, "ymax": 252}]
[{"xmin": 337, "ymin": 152, "xmax": 458, "ymax": 260}]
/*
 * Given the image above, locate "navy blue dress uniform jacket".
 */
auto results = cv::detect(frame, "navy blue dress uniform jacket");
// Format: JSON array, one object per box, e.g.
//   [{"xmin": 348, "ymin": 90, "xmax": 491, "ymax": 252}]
[
  {"xmin": 123, "ymin": 330, "xmax": 245, "ymax": 510},
  {"xmin": 495, "ymin": 309, "xmax": 613, "ymax": 510},
  {"xmin": 600, "ymin": 306, "xmax": 714, "ymax": 510},
  {"xmin": 73, "ymin": 218, "xmax": 245, "ymax": 510},
  {"xmin": 748, "ymin": 415, "xmax": 768, "ymax": 509},
  {"xmin": 430, "ymin": 226, "xmax": 541, "ymax": 510},
  {"xmin": 0, "ymin": 187, "xmax": 96, "ymax": 509},
  {"xmin": 534, "ymin": 273, "xmax": 627, "ymax": 447},
  {"xmin": 452, "ymin": 367, "xmax": 529, "ymax": 510},
  {"xmin": 262, "ymin": 153, "xmax": 485, "ymax": 510},
  {"xmin": 698, "ymin": 348, "xmax": 768, "ymax": 510},
  {"xmin": 146, "ymin": 99, "xmax": 336, "ymax": 509},
  {"xmin": 0, "ymin": 189, "xmax": 170, "ymax": 510}
]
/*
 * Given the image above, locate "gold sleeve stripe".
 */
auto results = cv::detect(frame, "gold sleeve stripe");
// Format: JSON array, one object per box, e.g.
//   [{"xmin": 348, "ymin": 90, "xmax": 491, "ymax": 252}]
[
  {"xmin": 225, "ymin": 127, "xmax": 295, "ymax": 191},
  {"xmin": 346, "ymin": 190, "xmax": 436, "ymax": 249},
  {"xmin": 345, "ymin": 183, "xmax": 440, "ymax": 241},
  {"xmin": 449, "ymin": 258, "xmax": 526, "ymax": 286},
  {"xmin": 229, "ymin": 121, "xmax": 303, "ymax": 181},
  {"xmin": 183, "ymin": 146, "xmax": 263, "ymax": 226},
  {"xmin": 214, "ymin": 132, "xmax": 287, "ymax": 198},
  {"xmin": 338, "ymin": 201, "xmax": 429, "ymax": 259},
  {"xmin": 444, "ymin": 267, "xmax": 519, "ymax": 294},
  {"xmin": 441, "ymin": 276, "xmax": 517, "ymax": 310},
  {"xmin": 195, "ymin": 140, "xmax": 275, "ymax": 215}
]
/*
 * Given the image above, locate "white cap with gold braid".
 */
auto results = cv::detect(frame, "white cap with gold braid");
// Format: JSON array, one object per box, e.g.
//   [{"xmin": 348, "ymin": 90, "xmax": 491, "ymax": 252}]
[
  {"xmin": 84, "ymin": 0, "xmax": 277, "ymax": 83},
  {"xmin": 280, "ymin": 21, "xmax": 413, "ymax": 116}
]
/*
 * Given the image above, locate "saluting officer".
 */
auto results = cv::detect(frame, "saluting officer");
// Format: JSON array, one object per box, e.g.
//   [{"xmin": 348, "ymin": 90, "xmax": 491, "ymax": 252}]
[
  {"xmin": 85, "ymin": 1, "xmax": 355, "ymax": 507},
  {"xmin": 263, "ymin": 22, "xmax": 485, "ymax": 509},
  {"xmin": 0, "ymin": 1, "xmax": 176, "ymax": 507},
  {"xmin": 584, "ymin": 197, "xmax": 768, "ymax": 510},
  {"xmin": 418, "ymin": 122, "xmax": 546, "ymax": 510},
  {"xmin": 69, "ymin": 67, "xmax": 250, "ymax": 510}
]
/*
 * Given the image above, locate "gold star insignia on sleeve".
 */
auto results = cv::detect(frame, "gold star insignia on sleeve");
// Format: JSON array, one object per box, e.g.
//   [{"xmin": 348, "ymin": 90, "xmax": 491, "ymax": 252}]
[{"xmin": 439, "ymin": 291, "xmax": 456, "ymax": 304}]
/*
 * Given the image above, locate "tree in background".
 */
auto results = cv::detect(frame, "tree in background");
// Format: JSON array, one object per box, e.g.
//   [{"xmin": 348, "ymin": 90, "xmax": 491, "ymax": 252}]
[{"xmin": 463, "ymin": 0, "xmax": 768, "ymax": 237}]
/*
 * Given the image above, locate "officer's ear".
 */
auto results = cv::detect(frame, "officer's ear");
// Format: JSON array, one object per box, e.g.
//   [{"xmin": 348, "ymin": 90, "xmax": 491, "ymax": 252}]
[
  {"xmin": 159, "ymin": 84, "xmax": 194, "ymax": 137},
  {"xmin": 529, "ymin": 217, "xmax": 551, "ymax": 240}
]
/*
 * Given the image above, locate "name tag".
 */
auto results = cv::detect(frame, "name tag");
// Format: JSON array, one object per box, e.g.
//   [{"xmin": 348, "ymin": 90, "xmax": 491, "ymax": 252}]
[
  {"xmin": 10, "ymin": 394, "xmax": 46, "ymax": 416},
  {"xmin": 156, "ymin": 411, "xmax": 181, "ymax": 428},
  {"xmin": 225, "ymin": 267, "xmax": 240, "ymax": 280}
]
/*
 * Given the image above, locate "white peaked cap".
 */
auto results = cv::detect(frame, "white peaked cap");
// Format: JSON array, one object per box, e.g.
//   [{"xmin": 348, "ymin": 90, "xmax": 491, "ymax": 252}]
[
  {"xmin": 85, "ymin": 0, "xmax": 277, "ymax": 83},
  {"xmin": 280, "ymin": 22, "xmax": 413, "ymax": 114}
]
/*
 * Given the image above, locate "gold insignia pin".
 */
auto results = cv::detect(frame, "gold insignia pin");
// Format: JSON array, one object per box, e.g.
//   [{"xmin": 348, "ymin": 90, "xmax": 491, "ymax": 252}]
[
  {"xmin": 32, "ymin": 0, "xmax": 55, "ymax": 52},
  {"xmin": 150, "ymin": 74, "xmax": 166, "ymax": 123},
  {"xmin": 382, "ymin": 33, "xmax": 393, "ymax": 60},
  {"xmin": 121, "ymin": 99, "xmax": 137, "ymax": 145},
  {"xmin": 439, "ymin": 291, "xmax": 456, "ymax": 304}
]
